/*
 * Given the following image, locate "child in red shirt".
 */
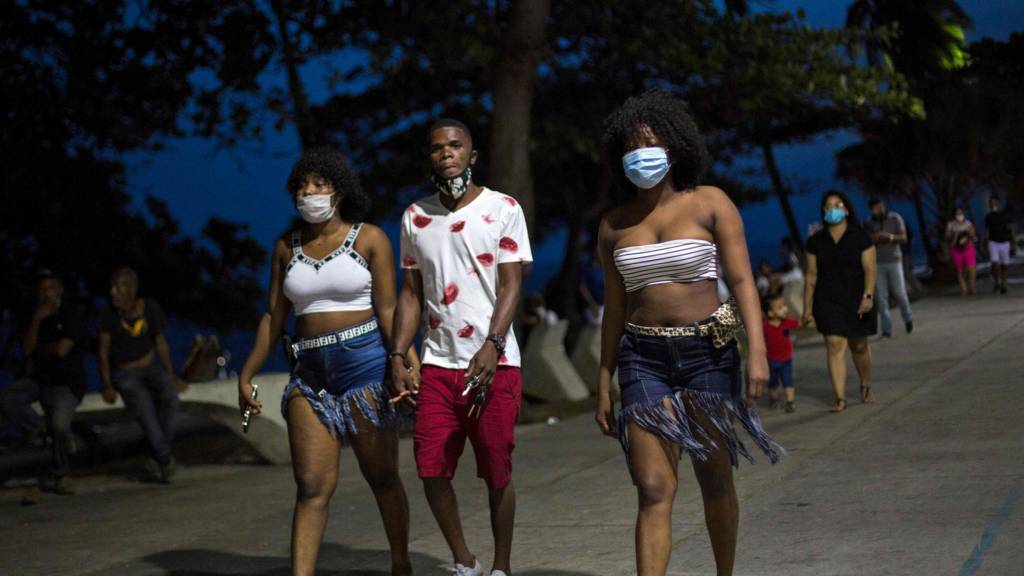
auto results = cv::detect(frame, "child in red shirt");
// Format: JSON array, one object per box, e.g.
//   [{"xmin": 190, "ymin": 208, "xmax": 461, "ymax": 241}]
[{"xmin": 763, "ymin": 294, "xmax": 800, "ymax": 412}]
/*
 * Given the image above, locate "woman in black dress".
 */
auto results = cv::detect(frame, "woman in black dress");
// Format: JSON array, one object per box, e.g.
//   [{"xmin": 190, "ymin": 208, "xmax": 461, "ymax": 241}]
[{"xmin": 802, "ymin": 191, "xmax": 877, "ymax": 412}]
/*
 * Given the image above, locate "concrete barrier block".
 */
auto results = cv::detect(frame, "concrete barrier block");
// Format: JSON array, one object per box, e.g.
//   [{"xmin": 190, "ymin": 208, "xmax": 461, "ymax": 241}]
[
  {"xmin": 570, "ymin": 324, "xmax": 617, "ymax": 395},
  {"xmin": 522, "ymin": 320, "xmax": 590, "ymax": 402}
]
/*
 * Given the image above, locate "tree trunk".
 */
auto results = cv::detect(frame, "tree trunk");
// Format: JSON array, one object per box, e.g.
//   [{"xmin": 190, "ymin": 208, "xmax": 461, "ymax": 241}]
[
  {"xmin": 909, "ymin": 184, "xmax": 938, "ymax": 269},
  {"xmin": 488, "ymin": 0, "xmax": 550, "ymax": 232},
  {"xmin": 761, "ymin": 142, "xmax": 803, "ymax": 248},
  {"xmin": 271, "ymin": 0, "xmax": 317, "ymax": 150}
]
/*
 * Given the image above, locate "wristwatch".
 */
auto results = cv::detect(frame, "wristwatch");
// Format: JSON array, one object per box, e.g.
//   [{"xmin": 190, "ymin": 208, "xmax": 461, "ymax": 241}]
[
  {"xmin": 863, "ymin": 293, "xmax": 873, "ymax": 300},
  {"xmin": 485, "ymin": 333, "xmax": 507, "ymax": 356}
]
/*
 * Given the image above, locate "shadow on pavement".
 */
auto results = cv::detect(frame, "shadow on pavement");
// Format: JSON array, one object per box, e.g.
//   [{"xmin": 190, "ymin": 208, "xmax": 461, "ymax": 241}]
[{"xmin": 141, "ymin": 544, "xmax": 600, "ymax": 575}]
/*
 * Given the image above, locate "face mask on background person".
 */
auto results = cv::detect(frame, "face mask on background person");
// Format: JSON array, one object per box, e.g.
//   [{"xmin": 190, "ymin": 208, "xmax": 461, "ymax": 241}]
[
  {"xmin": 432, "ymin": 166, "xmax": 472, "ymax": 200},
  {"xmin": 824, "ymin": 207, "xmax": 847, "ymax": 225},
  {"xmin": 623, "ymin": 147, "xmax": 671, "ymax": 189},
  {"xmin": 296, "ymin": 194, "xmax": 336, "ymax": 223}
]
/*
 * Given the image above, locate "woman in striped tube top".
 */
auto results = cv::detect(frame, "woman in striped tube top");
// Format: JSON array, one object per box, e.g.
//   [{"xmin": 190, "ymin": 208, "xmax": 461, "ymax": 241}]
[{"xmin": 594, "ymin": 89, "xmax": 783, "ymax": 576}]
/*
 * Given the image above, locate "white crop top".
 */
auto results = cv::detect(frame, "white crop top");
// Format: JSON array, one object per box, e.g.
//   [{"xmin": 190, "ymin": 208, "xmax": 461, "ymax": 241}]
[
  {"xmin": 613, "ymin": 238, "xmax": 718, "ymax": 293},
  {"xmin": 283, "ymin": 223, "xmax": 373, "ymax": 315}
]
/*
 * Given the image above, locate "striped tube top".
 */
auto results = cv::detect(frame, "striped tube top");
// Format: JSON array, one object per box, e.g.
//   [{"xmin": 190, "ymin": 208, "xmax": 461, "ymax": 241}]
[{"xmin": 613, "ymin": 238, "xmax": 718, "ymax": 293}]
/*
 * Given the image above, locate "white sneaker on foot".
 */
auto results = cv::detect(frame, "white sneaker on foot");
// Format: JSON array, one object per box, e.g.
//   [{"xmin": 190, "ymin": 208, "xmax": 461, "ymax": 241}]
[
  {"xmin": 491, "ymin": 571, "xmax": 509, "ymax": 576},
  {"xmin": 451, "ymin": 559, "xmax": 482, "ymax": 576}
]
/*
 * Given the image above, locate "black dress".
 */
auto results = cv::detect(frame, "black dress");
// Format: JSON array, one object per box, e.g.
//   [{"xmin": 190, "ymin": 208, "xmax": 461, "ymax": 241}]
[{"xmin": 806, "ymin": 225, "xmax": 878, "ymax": 338}]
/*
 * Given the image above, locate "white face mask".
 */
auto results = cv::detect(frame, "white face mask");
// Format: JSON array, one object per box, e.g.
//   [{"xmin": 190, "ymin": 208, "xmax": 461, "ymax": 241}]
[{"xmin": 296, "ymin": 194, "xmax": 336, "ymax": 223}]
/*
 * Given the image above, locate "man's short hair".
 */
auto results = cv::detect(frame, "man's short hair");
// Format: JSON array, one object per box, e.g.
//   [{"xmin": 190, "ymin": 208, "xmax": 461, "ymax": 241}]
[
  {"xmin": 428, "ymin": 118, "xmax": 473, "ymax": 147},
  {"xmin": 36, "ymin": 268, "xmax": 62, "ymax": 286},
  {"xmin": 111, "ymin": 266, "xmax": 139, "ymax": 288},
  {"xmin": 868, "ymin": 197, "xmax": 883, "ymax": 207}
]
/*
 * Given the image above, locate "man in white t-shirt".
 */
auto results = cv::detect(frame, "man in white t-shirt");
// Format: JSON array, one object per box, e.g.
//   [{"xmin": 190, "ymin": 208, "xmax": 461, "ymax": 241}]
[{"xmin": 390, "ymin": 118, "xmax": 533, "ymax": 576}]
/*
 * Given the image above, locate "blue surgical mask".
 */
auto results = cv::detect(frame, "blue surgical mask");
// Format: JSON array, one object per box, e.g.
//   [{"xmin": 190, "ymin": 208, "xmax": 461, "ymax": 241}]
[
  {"xmin": 824, "ymin": 208, "xmax": 847, "ymax": 225},
  {"xmin": 623, "ymin": 147, "xmax": 671, "ymax": 189}
]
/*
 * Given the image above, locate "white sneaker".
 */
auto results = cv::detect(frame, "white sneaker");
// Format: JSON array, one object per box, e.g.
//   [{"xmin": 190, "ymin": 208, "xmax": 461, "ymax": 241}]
[
  {"xmin": 490, "ymin": 571, "xmax": 509, "ymax": 576},
  {"xmin": 451, "ymin": 559, "xmax": 482, "ymax": 576}
]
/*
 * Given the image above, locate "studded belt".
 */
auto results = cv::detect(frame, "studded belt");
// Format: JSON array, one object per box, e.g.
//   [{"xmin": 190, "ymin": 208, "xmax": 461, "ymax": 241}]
[{"xmin": 291, "ymin": 318, "xmax": 378, "ymax": 354}]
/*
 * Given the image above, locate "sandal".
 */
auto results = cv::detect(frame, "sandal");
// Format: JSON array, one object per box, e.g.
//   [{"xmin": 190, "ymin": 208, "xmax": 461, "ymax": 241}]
[
  {"xmin": 828, "ymin": 398, "xmax": 846, "ymax": 412},
  {"xmin": 861, "ymin": 386, "xmax": 875, "ymax": 403}
]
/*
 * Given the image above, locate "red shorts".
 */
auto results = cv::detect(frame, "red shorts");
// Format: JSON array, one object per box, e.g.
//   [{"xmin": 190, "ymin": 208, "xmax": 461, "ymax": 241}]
[{"xmin": 413, "ymin": 365, "xmax": 521, "ymax": 489}]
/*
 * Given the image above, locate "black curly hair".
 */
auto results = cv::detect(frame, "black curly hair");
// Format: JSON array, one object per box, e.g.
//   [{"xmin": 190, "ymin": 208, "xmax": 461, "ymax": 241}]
[
  {"xmin": 286, "ymin": 147, "xmax": 370, "ymax": 222},
  {"xmin": 602, "ymin": 88, "xmax": 710, "ymax": 197}
]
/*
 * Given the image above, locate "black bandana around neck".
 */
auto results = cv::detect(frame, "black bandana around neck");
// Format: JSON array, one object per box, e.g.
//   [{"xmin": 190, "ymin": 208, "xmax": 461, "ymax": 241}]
[{"xmin": 431, "ymin": 166, "xmax": 472, "ymax": 200}]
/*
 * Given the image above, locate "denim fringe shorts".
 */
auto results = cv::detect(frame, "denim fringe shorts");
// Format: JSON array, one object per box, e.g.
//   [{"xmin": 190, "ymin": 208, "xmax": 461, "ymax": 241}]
[
  {"xmin": 281, "ymin": 319, "xmax": 396, "ymax": 437},
  {"xmin": 617, "ymin": 315, "xmax": 785, "ymax": 467}
]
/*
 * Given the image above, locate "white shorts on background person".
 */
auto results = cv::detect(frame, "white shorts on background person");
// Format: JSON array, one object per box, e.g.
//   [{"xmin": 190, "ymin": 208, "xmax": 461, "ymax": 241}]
[{"xmin": 989, "ymin": 241, "xmax": 1011, "ymax": 265}]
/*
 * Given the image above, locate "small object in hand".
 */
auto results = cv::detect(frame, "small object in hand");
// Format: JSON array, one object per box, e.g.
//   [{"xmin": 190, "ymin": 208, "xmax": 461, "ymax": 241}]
[
  {"xmin": 242, "ymin": 383, "xmax": 259, "ymax": 434},
  {"xmin": 467, "ymin": 386, "xmax": 486, "ymax": 419},
  {"xmin": 461, "ymin": 374, "xmax": 481, "ymax": 397}
]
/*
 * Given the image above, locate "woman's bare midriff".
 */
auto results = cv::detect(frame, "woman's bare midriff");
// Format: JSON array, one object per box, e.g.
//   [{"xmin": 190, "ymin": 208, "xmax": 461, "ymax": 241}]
[
  {"xmin": 296, "ymin": 308, "xmax": 375, "ymax": 338},
  {"xmin": 626, "ymin": 279, "xmax": 721, "ymax": 326}
]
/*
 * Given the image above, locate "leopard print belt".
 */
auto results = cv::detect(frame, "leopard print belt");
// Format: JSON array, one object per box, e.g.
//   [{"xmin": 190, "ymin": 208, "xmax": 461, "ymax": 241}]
[{"xmin": 625, "ymin": 298, "xmax": 743, "ymax": 348}]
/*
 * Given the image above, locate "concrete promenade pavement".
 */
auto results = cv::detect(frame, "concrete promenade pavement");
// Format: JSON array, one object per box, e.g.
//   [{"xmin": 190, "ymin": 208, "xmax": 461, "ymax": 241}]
[{"xmin": 2, "ymin": 289, "xmax": 1023, "ymax": 575}]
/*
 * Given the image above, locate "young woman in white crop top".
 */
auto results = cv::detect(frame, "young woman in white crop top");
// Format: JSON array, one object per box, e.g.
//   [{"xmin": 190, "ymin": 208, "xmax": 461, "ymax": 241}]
[
  {"xmin": 237, "ymin": 147, "xmax": 419, "ymax": 575},
  {"xmin": 594, "ymin": 90, "xmax": 783, "ymax": 576}
]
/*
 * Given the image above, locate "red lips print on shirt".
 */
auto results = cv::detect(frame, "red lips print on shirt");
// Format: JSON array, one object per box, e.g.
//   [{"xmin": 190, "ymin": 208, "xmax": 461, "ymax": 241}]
[
  {"xmin": 457, "ymin": 323, "xmax": 474, "ymax": 338},
  {"xmin": 482, "ymin": 214, "xmax": 496, "ymax": 224},
  {"xmin": 441, "ymin": 282, "xmax": 459, "ymax": 305},
  {"xmin": 503, "ymin": 196, "xmax": 518, "ymax": 206},
  {"xmin": 428, "ymin": 313, "xmax": 441, "ymax": 330},
  {"xmin": 402, "ymin": 255, "xmax": 417, "ymax": 267},
  {"xmin": 413, "ymin": 215, "xmax": 433, "ymax": 228},
  {"xmin": 499, "ymin": 237, "xmax": 518, "ymax": 253},
  {"xmin": 449, "ymin": 220, "xmax": 466, "ymax": 232},
  {"xmin": 476, "ymin": 252, "xmax": 494, "ymax": 266}
]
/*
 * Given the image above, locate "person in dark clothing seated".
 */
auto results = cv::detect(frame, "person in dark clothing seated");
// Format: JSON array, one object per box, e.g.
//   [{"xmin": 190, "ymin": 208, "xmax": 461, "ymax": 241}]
[
  {"xmin": 2, "ymin": 270, "xmax": 88, "ymax": 504},
  {"xmin": 98, "ymin": 267, "xmax": 180, "ymax": 483}
]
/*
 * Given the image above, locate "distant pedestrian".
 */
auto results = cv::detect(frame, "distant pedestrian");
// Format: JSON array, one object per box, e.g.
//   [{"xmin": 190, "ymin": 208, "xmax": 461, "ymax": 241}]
[
  {"xmin": 762, "ymin": 294, "xmax": 799, "ymax": 413},
  {"xmin": 98, "ymin": 267, "xmax": 179, "ymax": 482},
  {"xmin": 803, "ymin": 191, "xmax": 877, "ymax": 412},
  {"xmin": 945, "ymin": 206, "xmax": 978, "ymax": 296},
  {"xmin": 864, "ymin": 198, "xmax": 913, "ymax": 337},
  {"xmin": 984, "ymin": 196, "xmax": 1014, "ymax": 294}
]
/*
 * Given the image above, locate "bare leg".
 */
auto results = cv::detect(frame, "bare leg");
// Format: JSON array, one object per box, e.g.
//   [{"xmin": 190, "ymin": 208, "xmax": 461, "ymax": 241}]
[
  {"xmin": 423, "ymin": 477, "xmax": 475, "ymax": 567},
  {"xmin": 286, "ymin": 391, "xmax": 341, "ymax": 576},
  {"xmin": 957, "ymin": 270, "xmax": 968, "ymax": 296},
  {"xmin": 489, "ymin": 481, "xmax": 516, "ymax": 574},
  {"xmin": 628, "ymin": 410, "xmax": 681, "ymax": 576},
  {"xmin": 849, "ymin": 337, "xmax": 874, "ymax": 402},
  {"xmin": 685, "ymin": 397, "xmax": 739, "ymax": 576},
  {"xmin": 968, "ymin": 267, "xmax": 977, "ymax": 295},
  {"xmin": 824, "ymin": 335, "xmax": 848, "ymax": 409},
  {"xmin": 784, "ymin": 387, "xmax": 795, "ymax": 402},
  {"xmin": 348, "ymin": 405, "xmax": 412, "ymax": 576}
]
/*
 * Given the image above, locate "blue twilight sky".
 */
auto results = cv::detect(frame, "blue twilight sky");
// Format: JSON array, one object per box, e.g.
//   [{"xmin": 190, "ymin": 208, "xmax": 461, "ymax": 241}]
[{"xmin": 121, "ymin": 0, "xmax": 1024, "ymax": 293}]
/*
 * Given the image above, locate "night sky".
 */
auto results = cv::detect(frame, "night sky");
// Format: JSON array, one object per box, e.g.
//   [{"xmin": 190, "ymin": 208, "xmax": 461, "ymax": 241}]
[{"xmin": 121, "ymin": 0, "xmax": 1024, "ymax": 292}]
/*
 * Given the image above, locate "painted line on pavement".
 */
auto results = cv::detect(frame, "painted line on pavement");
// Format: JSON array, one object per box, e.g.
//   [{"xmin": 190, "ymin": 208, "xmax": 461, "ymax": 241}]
[{"xmin": 958, "ymin": 479, "xmax": 1022, "ymax": 576}]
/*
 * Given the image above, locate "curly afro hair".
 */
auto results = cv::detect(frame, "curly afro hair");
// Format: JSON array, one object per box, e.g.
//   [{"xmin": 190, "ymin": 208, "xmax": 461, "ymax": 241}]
[
  {"xmin": 286, "ymin": 147, "xmax": 370, "ymax": 222},
  {"xmin": 602, "ymin": 88, "xmax": 710, "ymax": 197}
]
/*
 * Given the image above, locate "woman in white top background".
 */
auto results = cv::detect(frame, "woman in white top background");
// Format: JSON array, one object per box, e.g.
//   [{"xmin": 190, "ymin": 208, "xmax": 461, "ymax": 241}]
[
  {"xmin": 594, "ymin": 90, "xmax": 782, "ymax": 576},
  {"xmin": 237, "ymin": 147, "xmax": 419, "ymax": 576}
]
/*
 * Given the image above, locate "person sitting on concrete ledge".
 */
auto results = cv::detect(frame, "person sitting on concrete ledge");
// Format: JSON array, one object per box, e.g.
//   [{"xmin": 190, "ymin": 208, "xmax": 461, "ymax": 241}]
[{"xmin": 98, "ymin": 266, "xmax": 179, "ymax": 483}]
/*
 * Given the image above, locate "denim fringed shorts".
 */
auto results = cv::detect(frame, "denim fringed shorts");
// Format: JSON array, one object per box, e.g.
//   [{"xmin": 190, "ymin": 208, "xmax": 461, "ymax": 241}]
[
  {"xmin": 281, "ymin": 318, "xmax": 395, "ymax": 437},
  {"xmin": 617, "ymin": 315, "xmax": 784, "ymax": 468}
]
